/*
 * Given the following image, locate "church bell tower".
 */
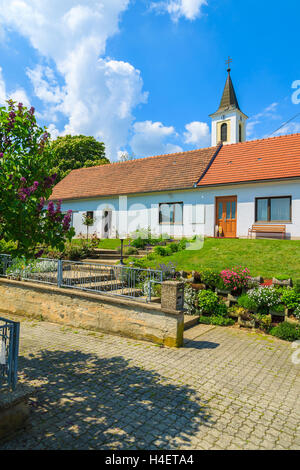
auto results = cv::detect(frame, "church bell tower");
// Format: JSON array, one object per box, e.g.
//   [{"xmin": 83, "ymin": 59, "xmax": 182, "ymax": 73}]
[{"xmin": 210, "ymin": 58, "xmax": 248, "ymax": 147}]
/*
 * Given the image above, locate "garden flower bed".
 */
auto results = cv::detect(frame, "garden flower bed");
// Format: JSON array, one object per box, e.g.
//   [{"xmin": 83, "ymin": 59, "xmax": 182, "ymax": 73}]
[{"xmin": 183, "ymin": 266, "xmax": 300, "ymax": 342}]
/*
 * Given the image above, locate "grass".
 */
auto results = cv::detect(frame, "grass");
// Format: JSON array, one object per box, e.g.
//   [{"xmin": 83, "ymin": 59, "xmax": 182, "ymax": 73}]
[
  {"xmin": 137, "ymin": 238, "xmax": 300, "ymax": 279},
  {"xmin": 71, "ymin": 238, "xmax": 130, "ymax": 249},
  {"xmin": 98, "ymin": 238, "xmax": 131, "ymax": 249}
]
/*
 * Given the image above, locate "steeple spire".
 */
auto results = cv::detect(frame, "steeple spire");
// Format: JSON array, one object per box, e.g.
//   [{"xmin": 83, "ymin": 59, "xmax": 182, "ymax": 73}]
[
  {"xmin": 217, "ymin": 59, "xmax": 241, "ymax": 113},
  {"xmin": 209, "ymin": 59, "xmax": 248, "ymax": 147}
]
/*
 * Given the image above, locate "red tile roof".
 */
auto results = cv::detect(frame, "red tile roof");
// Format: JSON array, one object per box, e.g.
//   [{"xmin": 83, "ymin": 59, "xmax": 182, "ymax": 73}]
[
  {"xmin": 198, "ymin": 133, "xmax": 300, "ymax": 187},
  {"xmin": 51, "ymin": 133, "xmax": 300, "ymax": 201},
  {"xmin": 50, "ymin": 146, "xmax": 218, "ymax": 201}
]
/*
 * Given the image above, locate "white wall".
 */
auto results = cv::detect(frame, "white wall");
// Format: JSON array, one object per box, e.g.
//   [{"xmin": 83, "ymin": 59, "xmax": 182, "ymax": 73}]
[{"xmin": 61, "ymin": 179, "xmax": 300, "ymax": 239}]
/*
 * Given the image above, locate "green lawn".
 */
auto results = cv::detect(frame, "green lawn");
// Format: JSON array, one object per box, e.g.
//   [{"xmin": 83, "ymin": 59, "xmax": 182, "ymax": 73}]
[
  {"xmin": 142, "ymin": 238, "xmax": 300, "ymax": 279},
  {"xmin": 72, "ymin": 238, "xmax": 130, "ymax": 249},
  {"xmin": 98, "ymin": 238, "xmax": 131, "ymax": 250}
]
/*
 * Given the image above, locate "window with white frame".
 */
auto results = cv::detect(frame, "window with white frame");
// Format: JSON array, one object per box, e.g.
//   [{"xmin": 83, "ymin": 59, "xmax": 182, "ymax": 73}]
[{"xmin": 159, "ymin": 202, "xmax": 183, "ymax": 225}]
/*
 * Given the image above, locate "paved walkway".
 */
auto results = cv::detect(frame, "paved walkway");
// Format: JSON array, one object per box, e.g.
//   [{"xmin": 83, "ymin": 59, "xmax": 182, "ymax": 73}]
[{"xmin": 1, "ymin": 315, "xmax": 299, "ymax": 450}]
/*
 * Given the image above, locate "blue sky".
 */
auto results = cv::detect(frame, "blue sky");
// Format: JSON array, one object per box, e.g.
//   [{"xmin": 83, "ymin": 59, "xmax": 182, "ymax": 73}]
[{"xmin": 0, "ymin": 0, "xmax": 299, "ymax": 160}]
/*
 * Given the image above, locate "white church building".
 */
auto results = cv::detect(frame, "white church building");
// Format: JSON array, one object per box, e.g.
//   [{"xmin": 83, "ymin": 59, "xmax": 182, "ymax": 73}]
[{"xmin": 51, "ymin": 67, "xmax": 300, "ymax": 240}]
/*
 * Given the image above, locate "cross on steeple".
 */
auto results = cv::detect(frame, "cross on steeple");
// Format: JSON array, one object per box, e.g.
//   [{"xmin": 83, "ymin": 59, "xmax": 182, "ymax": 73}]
[{"xmin": 225, "ymin": 56, "xmax": 232, "ymax": 72}]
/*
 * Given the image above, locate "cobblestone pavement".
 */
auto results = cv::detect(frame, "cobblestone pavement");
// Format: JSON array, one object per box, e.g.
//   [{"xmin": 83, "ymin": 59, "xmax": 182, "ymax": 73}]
[{"xmin": 1, "ymin": 315, "xmax": 299, "ymax": 450}]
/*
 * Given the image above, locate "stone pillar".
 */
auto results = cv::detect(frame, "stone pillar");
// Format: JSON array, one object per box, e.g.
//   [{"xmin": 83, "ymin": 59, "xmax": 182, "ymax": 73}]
[
  {"xmin": 161, "ymin": 281, "xmax": 184, "ymax": 311},
  {"xmin": 161, "ymin": 281, "xmax": 185, "ymax": 347}
]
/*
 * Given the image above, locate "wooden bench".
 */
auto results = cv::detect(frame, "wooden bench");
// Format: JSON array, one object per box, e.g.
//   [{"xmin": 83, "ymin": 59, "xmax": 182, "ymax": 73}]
[{"xmin": 248, "ymin": 224, "xmax": 286, "ymax": 240}]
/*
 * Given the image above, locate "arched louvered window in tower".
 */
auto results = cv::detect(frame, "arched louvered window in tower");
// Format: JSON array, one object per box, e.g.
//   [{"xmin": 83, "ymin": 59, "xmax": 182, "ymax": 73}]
[
  {"xmin": 221, "ymin": 123, "xmax": 228, "ymax": 142},
  {"xmin": 239, "ymin": 123, "xmax": 243, "ymax": 142}
]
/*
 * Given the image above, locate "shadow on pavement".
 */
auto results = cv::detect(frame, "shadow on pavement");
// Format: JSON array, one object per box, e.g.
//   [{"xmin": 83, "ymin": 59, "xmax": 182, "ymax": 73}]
[{"xmin": 3, "ymin": 349, "xmax": 214, "ymax": 450}]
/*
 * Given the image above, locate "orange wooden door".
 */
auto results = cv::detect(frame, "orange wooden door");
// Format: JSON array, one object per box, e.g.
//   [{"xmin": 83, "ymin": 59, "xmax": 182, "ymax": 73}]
[{"xmin": 216, "ymin": 196, "xmax": 237, "ymax": 238}]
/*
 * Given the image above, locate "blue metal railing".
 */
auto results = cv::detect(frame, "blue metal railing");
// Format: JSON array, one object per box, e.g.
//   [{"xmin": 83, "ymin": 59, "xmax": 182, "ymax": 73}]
[
  {"xmin": 0, "ymin": 317, "xmax": 20, "ymax": 390},
  {"xmin": 0, "ymin": 254, "xmax": 163, "ymax": 303}
]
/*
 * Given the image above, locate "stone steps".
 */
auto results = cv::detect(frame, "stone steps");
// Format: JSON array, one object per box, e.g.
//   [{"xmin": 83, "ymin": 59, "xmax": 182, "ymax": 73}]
[
  {"xmin": 82, "ymin": 258, "xmax": 120, "ymax": 265},
  {"xmin": 77, "ymin": 280, "xmax": 125, "ymax": 291}
]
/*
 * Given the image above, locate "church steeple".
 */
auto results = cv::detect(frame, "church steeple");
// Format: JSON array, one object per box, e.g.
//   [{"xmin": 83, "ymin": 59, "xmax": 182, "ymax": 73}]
[
  {"xmin": 217, "ymin": 68, "xmax": 241, "ymax": 113},
  {"xmin": 210, "ymin": 58, "xmax": 248, "ymax": 147}
]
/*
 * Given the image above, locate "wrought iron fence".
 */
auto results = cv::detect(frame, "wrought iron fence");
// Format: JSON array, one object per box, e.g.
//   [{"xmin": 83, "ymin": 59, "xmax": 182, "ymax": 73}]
[
  {"xmin": 0, "ymin": 255, "xmax": 58, "ymax": 286},
  {"xmin": 60, "ymin": 260, "xmax": 163, "ymax": 302},
  {"xmin": 0, "ymin": 254, "xmax": 163, "ymax": 303},
  {"xmin": 0, "ymin": 317, "xmax": 20, "ymax": 390}
]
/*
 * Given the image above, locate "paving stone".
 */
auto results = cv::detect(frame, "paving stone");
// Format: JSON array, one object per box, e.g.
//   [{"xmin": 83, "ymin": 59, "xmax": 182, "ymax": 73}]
[{"xmin": 1, "ymin": 314, "xmax": 299, "ymax": 450}]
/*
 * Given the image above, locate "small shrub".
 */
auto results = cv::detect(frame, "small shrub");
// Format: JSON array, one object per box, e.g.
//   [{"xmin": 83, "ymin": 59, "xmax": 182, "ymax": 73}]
[
  {"xmin": 184, "ymin": 284, "xmax": 197, "ymax": 315},
  {"xmin": 247, "ymin": 286, "xmax": 281, "ymax": 315},
  {"xmin": 154, "ymin": 245, "xmax": 172, "ymax": 257},
  {"xmin": 253, "ymin": 313, "xmax": 272, "ymax": 332},
  {"xmin": 237, "ymin": 294, "xmax": 258, "ymax": 312},
  {"xmin": 156, "ymin": 261, "xmax": 178, "ymax": 280},
  {"xmin": 0, "ymin": 239, "xmax": 17, "ymax": 254},
  {"xmin": 131, "ymin": 237, "xmax": 148, "ymax": 249},
  {"xmin": 125, "ymin": 257, "xmax": 149, "ymax": 269},
  {"xmin": 197, "ymin": 290, "xmax": 227, "ymax": 316},
  {"xmin": 199, "ymin": 269, "xmax": 221, "ymax": 289},
  {"xmin": 199, "ymin": 316, "xmax": 234, "ymax": 326},
  {"xmin": 220, "ymin": 266, "xmax": 251, "ymax": 292},
  {"xmin": 269, "ymin": 322, "xmax": 300, "ymax": 342},
  {"xmin": 178, "ymin": 238, "xmax": 188, "ymax": 251},
  {"xmin": 126, "ymin": 246, "xmax": 139, "ymax": 255},
  {"xmin": 293, "ymin": 279, "xmax": 300, "ymax": 294},
  {"xmin": 64, "ymin": 242, "xmax": 93, "ymax": 260},
  {"xmin": 293, "ymin": 305, "xmax": 300, "ymax": 320},
  {"xmin": 281, "ymin": 288, "xmax": 300, "ymax": 310},
  {"xmin": 197, "ymin": 290, "xmax": 219, "ymax": 315},
  {"xmin": 169, "ymin": 242, "xmax": 179, "ymax": 253}
]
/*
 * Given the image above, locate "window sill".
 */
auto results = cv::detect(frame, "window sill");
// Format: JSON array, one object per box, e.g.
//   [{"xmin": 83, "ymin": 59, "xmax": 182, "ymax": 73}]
[{"xmin": 159, "ymin": 223, "xmax": 183, "ymax": 226}]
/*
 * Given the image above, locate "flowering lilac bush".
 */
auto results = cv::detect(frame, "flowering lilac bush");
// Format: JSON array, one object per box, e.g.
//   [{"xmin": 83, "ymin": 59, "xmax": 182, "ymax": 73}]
[
  {"xmin": 0, "ymin": 100, "xmax": 74, "ymax": 258},
  {"xmin": 220, "ymin": 266, "xmax": 251, "ymax": 292}
]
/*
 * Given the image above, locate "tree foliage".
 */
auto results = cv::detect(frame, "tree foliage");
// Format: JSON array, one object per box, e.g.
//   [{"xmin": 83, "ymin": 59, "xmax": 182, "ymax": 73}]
[
  {"xmin": 50, "ymin": 134, "xmax": 109, "ymax": 182},
  {"xmin": 0, "ymin": 100, "xmax": 74, "ymax": 259}
]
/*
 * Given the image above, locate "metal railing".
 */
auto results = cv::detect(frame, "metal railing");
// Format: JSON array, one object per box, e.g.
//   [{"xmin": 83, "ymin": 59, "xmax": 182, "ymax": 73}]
[
  {"xmin": 0, "ymin": 254, "xmax": 163, "ymax": 303},
  {"xmin": 60, "ymin": 260, "xmax": 163, "ymax": 302},
  {"xmin": 0, "ymin": 317, "xmax": 20, "ymax": 390}
]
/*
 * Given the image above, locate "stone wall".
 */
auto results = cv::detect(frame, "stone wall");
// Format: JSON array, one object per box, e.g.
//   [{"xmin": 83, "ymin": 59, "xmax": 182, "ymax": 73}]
[{"xmin": 0, "ymin": 279, "xmax": 184, "ymax": 347}]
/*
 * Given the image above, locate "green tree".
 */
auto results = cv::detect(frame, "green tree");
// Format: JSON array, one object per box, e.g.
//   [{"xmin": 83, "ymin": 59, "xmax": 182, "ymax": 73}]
[
  {"xmin": 50, "ymin": 134, "xmax": 109, "ymax": 182},
  {"xmin": 0, "ymin": 100, "xmax": 75, "ymax": 259},
  {"xmin": 82, "ymin": 213, "xmax": 95, "ymax": 241}
]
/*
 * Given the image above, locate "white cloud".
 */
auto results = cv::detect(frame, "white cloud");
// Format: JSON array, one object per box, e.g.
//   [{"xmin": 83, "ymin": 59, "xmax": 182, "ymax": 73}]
[
  {"xmin": 152, "ymin": 0, "xmax": 207, "ymax": 21},
  {"xmin": 273, "ymin": 122, "xmax": 300, "ymax": 136},
  {"xmin": 184, "ymin": 121, "xmax": 210, "ymax": 147},
  {"xmin": 0, "ymin": 1, "xmax": 148, "ymax": 160},
  {"xmin": 130, "ymin": 120, "xmax": 182, "ymax": 156},
  {"xmin": 247, "ymin": 102, "xmax": 280, "ymax": 138},
  {"xmin": 0, "ymin": 66, "xmax": 30, "ymax": 107},
  {"xmin": 0, "ymin": 67, "xmax": 6, "ymax": 105},
  {"xmin": 27, "ymin": 65, "xmax": 65, "ymax": 105}
]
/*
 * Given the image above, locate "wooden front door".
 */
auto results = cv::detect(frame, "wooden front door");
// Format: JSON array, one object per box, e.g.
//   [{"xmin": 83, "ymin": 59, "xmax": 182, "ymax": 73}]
[{"xmin": 216, "ymin": 196, "xmax": 237, "ymax": 238}]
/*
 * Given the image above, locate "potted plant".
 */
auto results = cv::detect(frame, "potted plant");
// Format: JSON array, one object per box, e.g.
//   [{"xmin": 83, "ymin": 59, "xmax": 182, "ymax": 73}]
[
  {"xmin": 238, "ymin": 310, "xmax": 256, "ymax": 329},
  {"xmin": 220, "ymin": 266, "xmax": 251, "ymax": 298},
  {"xmin": 272, "ymin": 275, "xmax": 292, "ymax": 287}
]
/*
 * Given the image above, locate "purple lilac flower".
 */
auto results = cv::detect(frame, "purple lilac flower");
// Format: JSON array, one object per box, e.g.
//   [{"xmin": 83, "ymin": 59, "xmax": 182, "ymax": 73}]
[
  {"xmin": 35, "ymin": 250, "xmax": 44, "ymax": 259},
  {"xmin": 37, "ymin": 197, "xmax": 45, "ymax": 212}
]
